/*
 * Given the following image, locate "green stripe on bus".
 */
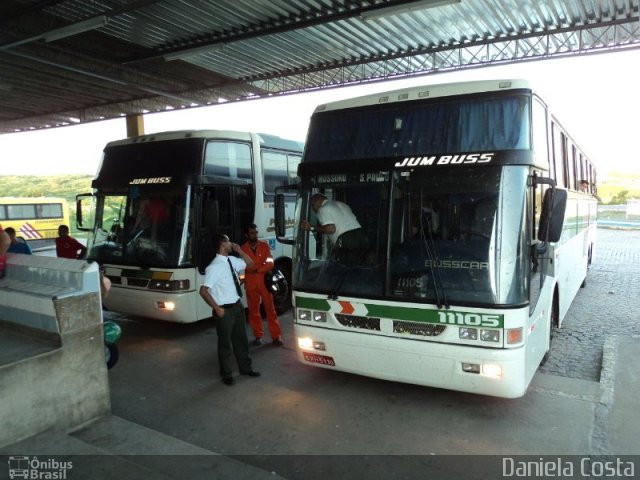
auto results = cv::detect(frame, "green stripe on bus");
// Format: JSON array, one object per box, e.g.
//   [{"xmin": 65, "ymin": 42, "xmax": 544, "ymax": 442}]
[
  {"xmin": 295, "ymin": 296, "xmax": 331, "ymax": 311},
  {"xmin": 365, "ymin": 304, "xmax": 442, "ymax": 323},
  {"xmin": 365, "ymin": 304, "xmax": 504, "ymax": 328},
  {"xmin": 294, "ymin": 296, "xmax": 504, "ymax": 328}
]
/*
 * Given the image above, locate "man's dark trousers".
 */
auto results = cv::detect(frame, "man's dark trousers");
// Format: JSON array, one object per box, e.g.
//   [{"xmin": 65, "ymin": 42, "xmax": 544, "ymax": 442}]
[{"xmin": 214, "ymin": 301, "xmax": 252, "ymax": 378}]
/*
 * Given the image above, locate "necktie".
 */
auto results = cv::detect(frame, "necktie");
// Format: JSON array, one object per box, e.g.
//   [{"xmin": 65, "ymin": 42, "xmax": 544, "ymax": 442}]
[{"xmin": 227, "ymin": 258, "xmax": 243, "ymax": 298}]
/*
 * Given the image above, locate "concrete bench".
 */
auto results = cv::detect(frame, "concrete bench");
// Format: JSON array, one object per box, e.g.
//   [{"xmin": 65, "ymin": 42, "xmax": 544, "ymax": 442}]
[
  {"xmin": 0, "ymin": 253, "xmax": 110, "ymax": 448},
  {"xmin": 0, "ymin": 253, "xmax": 101, "ymax": 333}
]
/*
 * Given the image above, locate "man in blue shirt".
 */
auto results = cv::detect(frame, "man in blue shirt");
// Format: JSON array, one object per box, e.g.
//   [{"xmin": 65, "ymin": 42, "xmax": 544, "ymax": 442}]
[{"xmin": 5, "ymin": 227, "xmax": 32, "ymax": 255}]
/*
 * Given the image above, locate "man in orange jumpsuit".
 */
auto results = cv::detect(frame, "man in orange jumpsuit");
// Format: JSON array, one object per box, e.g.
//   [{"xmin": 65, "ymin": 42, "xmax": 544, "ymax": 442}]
[{"xmin": 241, "ymin": 224, "xmax": 283, "ymax": 346}]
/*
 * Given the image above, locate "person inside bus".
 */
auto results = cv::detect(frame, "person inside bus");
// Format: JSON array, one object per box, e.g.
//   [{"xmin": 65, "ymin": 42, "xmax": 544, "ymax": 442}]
[
  {"xmin": 5, "ymin": 227, "xmax": 32, "ymax": 255},
  {"xmin": 55, "ymin": 225, "xmax": 87, "ymax": 259},
  {"xmin": 199, "ymin": 234, "xmax": 260, "ymax": 386},
  {"xmin": 579, "ymin": 180, "xmax": 589, "ymax": 193},
  {"xmin": 300, "ymin": 193, "xmax": 368, "ymax": 266},
  {"xmin": 133, "ymin": 196, "xmax": 169, "ymax": 243},
  {"xmin": 241, "ymin": 224, "xmax": 284, "ymax": 346}
]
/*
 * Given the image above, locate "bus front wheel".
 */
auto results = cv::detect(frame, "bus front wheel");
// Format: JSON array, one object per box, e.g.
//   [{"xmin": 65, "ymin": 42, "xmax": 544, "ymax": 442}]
[
  {"xmin": 273, "ymin": 262, "xmax": 292, "ymax": 315},
  {"xmin": 541, "ymin": 294, "xmax": 558, "ymax": 366}
]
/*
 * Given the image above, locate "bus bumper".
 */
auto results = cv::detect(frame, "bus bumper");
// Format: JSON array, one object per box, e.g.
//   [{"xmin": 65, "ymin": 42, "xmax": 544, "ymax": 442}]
[
  {"xmin": 104, "ymin": 286, "xmax": 202, "ymax": 323},
  {"xmin": 294, "ymin": 324, "xmax": 529, "ymax": 398}
]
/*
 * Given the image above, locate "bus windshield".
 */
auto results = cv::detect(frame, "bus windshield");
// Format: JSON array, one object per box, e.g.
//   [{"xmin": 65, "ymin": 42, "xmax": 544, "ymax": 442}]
[
  {"xmin": 305, "ymin": 93, "xmax": 531, "ymax": 163},
  {"xmin": 294, "ymin": 165, "xmax": 529, "ymax": 306},
  {"xmin": 87, "ymin": 186, "xmax": 192, "ymax": 268}
]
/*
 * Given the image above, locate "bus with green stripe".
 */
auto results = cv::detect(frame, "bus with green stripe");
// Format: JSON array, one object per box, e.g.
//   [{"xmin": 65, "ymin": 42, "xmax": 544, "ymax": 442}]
[
  {"xmin": 275, "ymin": 79, "xmax": 597, "ymax": 398},
  {"xmin": 77, "ymin": 130, "xmax": 302, "ymax": 322}
]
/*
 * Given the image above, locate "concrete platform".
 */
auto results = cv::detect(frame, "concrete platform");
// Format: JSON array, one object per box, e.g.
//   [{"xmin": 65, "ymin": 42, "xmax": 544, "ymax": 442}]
[
  {"xmin": 602, "ymin": 336, "xmax": 640, "ymax": 454},
  {"xmin": 0, "ymin": 416, "xmax": 285, "ymax": 480},
  {"xmin": 1, "ymin": 337, "xmax": 638, "ymax": 479}
]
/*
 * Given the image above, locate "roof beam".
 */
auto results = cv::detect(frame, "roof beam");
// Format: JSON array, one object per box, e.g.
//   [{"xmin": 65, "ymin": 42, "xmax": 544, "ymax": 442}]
[{"xmin": 124, "ymin": 0, "xmax": 461, "ymax": 64}]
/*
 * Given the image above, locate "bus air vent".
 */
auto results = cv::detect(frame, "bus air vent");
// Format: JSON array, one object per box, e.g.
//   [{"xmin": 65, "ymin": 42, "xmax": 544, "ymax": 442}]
[
  {"xmin": 393, "ymin": 321, "xmax": 446, "ymax": 337},
  {"xmin": 127, "ymin": 278, "xmax": 149, "ymax": 288},
  {"xmin": 335, "ymin": 314, "xmax": 381, "ymax": 331}
]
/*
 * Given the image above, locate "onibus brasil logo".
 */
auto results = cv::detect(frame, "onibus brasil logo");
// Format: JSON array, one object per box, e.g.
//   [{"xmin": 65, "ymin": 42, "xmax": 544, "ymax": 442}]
[{"xmin": 8, "ymin": 456, "xmax": 72, "ymax": 479}]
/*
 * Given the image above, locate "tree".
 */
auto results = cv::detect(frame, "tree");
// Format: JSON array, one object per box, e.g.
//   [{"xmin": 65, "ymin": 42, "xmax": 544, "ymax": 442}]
[{"xmin": 608, "ymin": 189, "xmax": 629, "ymax": 205}]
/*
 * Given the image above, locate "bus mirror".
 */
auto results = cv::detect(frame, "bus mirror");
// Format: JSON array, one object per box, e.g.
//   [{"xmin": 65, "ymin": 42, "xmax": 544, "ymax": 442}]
[
  {"xmin": 274, "ymin": 185, "xmax": 297, "ymax": 245},
  {"xmin": 75, "ymin": 193, "xmax": 94, "ymax": 231},
  {"xmin": 538, "ymin": 188, "xmax": 567, "ymax": 243},
  {"xmin": 76, "ymin": 199, "xmax": 83, "ymax": 227},
  {"xmin": 533, "ymin": 175, "xmax": 556, "ymax": 187}
]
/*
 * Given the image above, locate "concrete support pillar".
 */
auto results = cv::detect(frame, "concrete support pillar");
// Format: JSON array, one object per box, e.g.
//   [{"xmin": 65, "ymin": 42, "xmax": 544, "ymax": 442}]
[{"xmin": 126, "ymin": 113, "xmax": 145, "ymax": 137}]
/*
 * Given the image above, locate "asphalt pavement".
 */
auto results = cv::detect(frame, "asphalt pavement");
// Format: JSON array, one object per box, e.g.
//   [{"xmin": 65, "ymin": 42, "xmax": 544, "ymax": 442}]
[{"xmin": 2, "ymin": 227, "xmax": 639, "ymax": 480}]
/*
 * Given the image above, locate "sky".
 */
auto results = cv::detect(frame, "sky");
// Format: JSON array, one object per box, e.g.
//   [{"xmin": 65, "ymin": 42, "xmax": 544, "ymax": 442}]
[{"xmin": 1, "ymin": 48, "xmax": 639, "ymax": 179}]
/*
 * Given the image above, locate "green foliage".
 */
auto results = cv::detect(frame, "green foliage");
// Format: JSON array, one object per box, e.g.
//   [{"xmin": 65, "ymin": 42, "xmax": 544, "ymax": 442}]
[
  {"xmin": 0, "ymin": 175, "xmax": 93, "ymax": 233},
  {"xmin": 607, "ymin": 189, "xmax": 629, "ymax": 205},
  {"xmin": 0, "ymin": 175, "xmax": 93, "ymax": 200},
  {"xmin": 599, "ymin": 172, "xmax": 640, "ymax": 204}
]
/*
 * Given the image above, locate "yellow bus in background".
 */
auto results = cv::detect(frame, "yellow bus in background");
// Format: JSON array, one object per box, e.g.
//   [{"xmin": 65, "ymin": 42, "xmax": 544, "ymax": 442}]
[{"xmin": 0, "ymin": 197, "xmax": 69, "ymax": 250}]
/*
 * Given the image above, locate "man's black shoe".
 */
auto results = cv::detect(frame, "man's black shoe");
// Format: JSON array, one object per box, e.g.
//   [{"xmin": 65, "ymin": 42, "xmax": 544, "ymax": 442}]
[
  {"xmin": 252, "ymin": 338, "xmax": 263, "ymax": 346},
  {"xmin": 272, "ymin": 338, "xmax": 284, "ymax": 346},
  {"xmin": 223, "ymin": 377, "xmax": 235, "ymax": 386},
  {"xmin": 241, "ymin": 371, "xmax": 261, "ymax": 377}
]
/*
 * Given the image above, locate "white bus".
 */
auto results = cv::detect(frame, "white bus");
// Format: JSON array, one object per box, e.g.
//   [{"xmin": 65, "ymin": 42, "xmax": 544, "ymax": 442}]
[
  {"xmin": 78, "ymin": 130, "xmax": 303, "ymax": 322},
  {"xmin": 275, "ymin": 80, "xmax": 598, "ymax": 398}
]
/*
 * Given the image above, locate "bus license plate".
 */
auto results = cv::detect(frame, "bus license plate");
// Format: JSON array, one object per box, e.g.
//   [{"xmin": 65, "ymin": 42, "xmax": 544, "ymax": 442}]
[{"xmin": 303, "ymin": 352, "xmax": 335, "ymax": 366}]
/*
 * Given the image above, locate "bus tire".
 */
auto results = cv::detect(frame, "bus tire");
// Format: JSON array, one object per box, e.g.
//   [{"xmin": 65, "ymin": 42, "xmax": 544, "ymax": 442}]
[
  {"xmin": 581, "ymin": 245, "xmax": 592, "ymax": 288},
  {"xmin": 541, "ymin": 293, "xmax": 558, "ymax": 366},
  {"xmin": 273, "ymin": 261, "xmax": 292, "ymax": 315}
]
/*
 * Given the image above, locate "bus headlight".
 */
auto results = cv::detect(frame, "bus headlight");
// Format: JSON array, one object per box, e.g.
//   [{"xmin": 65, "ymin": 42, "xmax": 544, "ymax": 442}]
[
  {"xmin": 297, "ymin": 309, "xmax": 311, "ymax": 321},
  {"xmin": 480, "ymin": 329, "xmax": 500, "ymax": 343},
  {"xmin": 149, "ymin": 279, "xmax": 190, "ymax": 291},
  {"xmin": 157, "ymin": 301, "xmax": 176, "ymax": 311},
  {"xmin": 298, "ymin": 337, "xmax": 313, "ymax": 349},
  {"xmin": 313, "ymin": 311, "xmax": 327, "ymax": 322},
  {"xmin": 459, "ymin": 328, "xmax": 478, "ymax": 340},
  {"xmin": 482, "ymin": 364, "xmax": 502, "ymax": 378}
]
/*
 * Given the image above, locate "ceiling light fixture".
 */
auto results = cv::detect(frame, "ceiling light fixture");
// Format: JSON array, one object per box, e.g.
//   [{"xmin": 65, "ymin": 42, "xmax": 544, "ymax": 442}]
[{"xmin": 360, "ymin": 0, "xmax": 461, "ymax": 21}]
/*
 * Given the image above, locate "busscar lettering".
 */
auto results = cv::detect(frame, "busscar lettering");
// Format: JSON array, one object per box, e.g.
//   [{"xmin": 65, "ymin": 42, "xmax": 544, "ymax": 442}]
[
  {"xmin": 395, "ymin": 153, "xmax": 494, "ymax": 168},
  {"xmin": 425, "ymin": 259, "xmax": 489, "ymax": 270},
  {"xmin": 129, "ymin": 177, "xmax": 172, "ymax": 185}
]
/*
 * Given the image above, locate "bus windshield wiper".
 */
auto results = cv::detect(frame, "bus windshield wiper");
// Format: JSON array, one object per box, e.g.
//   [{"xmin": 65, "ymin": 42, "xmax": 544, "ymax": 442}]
[{"xmin": 420, "ymin": 214, "xmax": 450, "ymax": 309}]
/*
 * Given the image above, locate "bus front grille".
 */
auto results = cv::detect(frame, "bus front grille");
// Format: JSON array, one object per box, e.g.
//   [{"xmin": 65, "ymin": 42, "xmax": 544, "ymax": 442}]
[
  {"xmin": 393, "ymin": 321, "xmax": 446, "ymax": 337},
  {"xmin": 127, "ymin": 278, "xmax": 149, "ymax": 288},
  {"xmin": 335, "ymin": 314, "xmax": 380, "ymax": 331}
]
